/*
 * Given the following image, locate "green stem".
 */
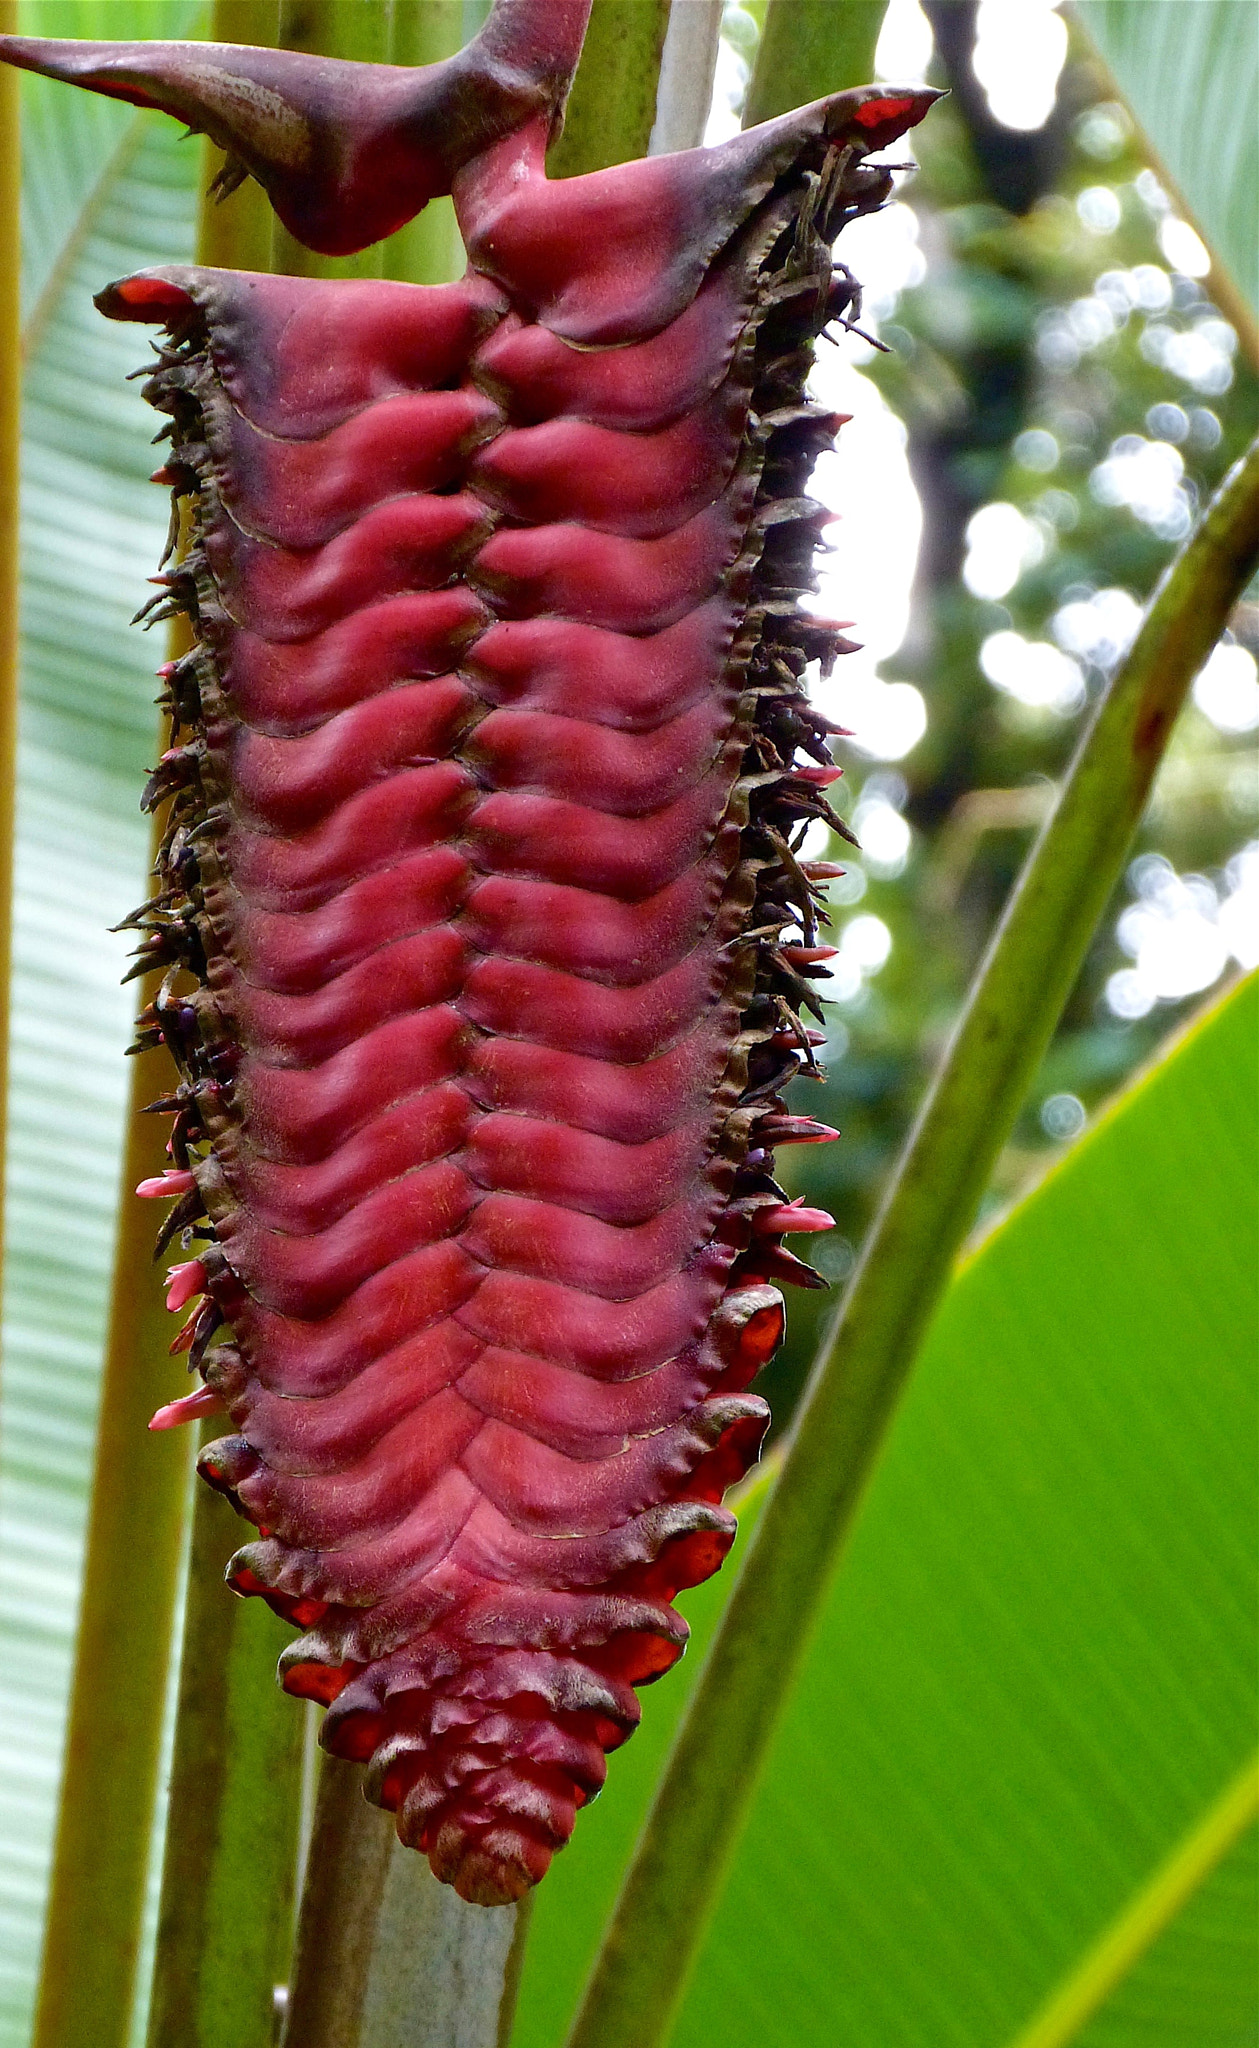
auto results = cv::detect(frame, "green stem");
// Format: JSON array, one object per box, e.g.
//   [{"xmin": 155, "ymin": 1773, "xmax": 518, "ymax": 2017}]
[
  {"xmin": 271, "ymin": 0, "xmax": 391, "ymax": 277},
  {"xmin": 743, "ymin": 0, "xmax": 887, "ymax": 128},
  {"xmin": 381, "ymin": 1, "xmax": 474, "ymax": 287},
  {"xmin": 30, "ymin": 1028, "xmax": 196, "ymax": 2048},
  {"xmin": 145, "ymin": 1441, "xmax": 304, "ymax": 2048},
  {"xmin": 565, "ymin": 439, "xmax": 1259, "ymax": 2048},
  {"xmin": 546, "ymin": 0, "xmax": 670, "ymax": 177},
  {"xmin": 281, "ymin": 1760, "xmax": 531, "ymax": 2048}
]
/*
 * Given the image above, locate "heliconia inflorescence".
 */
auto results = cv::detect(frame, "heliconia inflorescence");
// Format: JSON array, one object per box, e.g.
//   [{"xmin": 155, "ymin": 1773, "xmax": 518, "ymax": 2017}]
[{"xmin": 0, "ymin": 4, "xmax": 935, "ymax": 1905}]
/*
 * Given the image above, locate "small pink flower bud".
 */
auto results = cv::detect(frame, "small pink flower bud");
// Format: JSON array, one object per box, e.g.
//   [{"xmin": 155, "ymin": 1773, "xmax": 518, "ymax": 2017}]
[
  {"xmin": 136, "ymin": 1169, "xmax": 195, "ymax": 1199},
  {"xmin": 149, "ymin": 1386, "xmax": 223, "ymax": 1431},
  {"xmin": 165, "ymin": 1259, "xmax": 207, "ymax": 1312}
]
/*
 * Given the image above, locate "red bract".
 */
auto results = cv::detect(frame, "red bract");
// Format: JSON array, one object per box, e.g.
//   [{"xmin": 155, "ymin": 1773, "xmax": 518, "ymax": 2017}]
[{"xmin": 2, "ymin": 14, "xmax": 934, "ymax": 1905}]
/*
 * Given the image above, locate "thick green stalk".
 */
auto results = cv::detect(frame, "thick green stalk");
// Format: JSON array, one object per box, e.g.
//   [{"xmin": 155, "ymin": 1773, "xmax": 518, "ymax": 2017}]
[
  {"xmin": 282, "ymin": 1761, "xmax": 531, "ymax": 2048},
  {"xmin": 546, "ymin": 0, "xmax": 670, "ymax": 177},
  {"xmin": 0, "ymin": 0, "xmax": 17, "ymax": 1355},
  {"xmin": 566, "ymin": 440, "xmax": 1259, "ymax": 2048},
  {"xmin": 29, "ymin": 1022, "xmax": 196, "ymax": 2048},
  {"xmin": 145, "ymin": 1440, "xmax": 303, "ymax": 2048},
  {"xmin": 743, "ymin": 0, "xmax": 886, "ymax": 128}
]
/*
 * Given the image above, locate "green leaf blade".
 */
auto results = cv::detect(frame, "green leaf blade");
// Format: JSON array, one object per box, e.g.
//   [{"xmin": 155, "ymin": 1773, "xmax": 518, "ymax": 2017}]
[
  {"xmin": 1073, "ymin": 1811, "xmax": 1258, "ymax": 2048},
  {"xmin": 1076, "ymin": 0, "xmax": 1259, "ymax": 321},
  {"xmin": 668, "ymin": 974, "xmax": 1258, "ymax": 2046}
]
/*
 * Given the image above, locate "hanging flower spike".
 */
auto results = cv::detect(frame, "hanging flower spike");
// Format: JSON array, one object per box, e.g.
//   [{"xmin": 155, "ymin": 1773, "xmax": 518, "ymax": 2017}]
[{"xmin": 0, "ymin": 11, "xmax": 937, "ymax": 1906}]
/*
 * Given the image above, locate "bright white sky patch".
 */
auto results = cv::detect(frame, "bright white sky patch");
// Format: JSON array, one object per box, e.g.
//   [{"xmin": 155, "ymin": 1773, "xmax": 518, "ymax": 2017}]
[
  {"xmin": 1218, "ymin": 845, "xmax": 1259, "ymax": 971},
  {"xmin": 1193, "ymin": 642, "xmax": 1259, "ymax": 735},
  {"xmin": 1158, "ymin": 215, "xmax": 1212, "ymax": 278},
  {"xmin": 973, "ymin": 0, "xmax": 1067, "ymax": 131},
  {"xmin": 1051, "ymin": 586, "xmax": 1143, "ymax": 671},
  {"xmin": 827, "ymin": 675, "xmax": 929, "ymax": 762},
  {"xmin": 980, "ymin": 630, "xmax": 1086, "ymax": 715},
  {"xmin": 1090, "ymin": 435, "xmax": 1194, "ymax": 542},
  {"xmin": 875, "ymin": 0, "xmax": 935, "ymax": 82},
  {"xmin": 852, "ymin": 790, "xmax": 913, "ymax": 876},
  {"xmin": 834, "ymin": 202, "xmax": 927, "ymax": 319},
  {"xmin": 824, "ymin": 913, "xmax": 895, "ymax": 1001},
  {"xmin": 805, "ymin": 347, "xmax": 927, "ymax": 761},
  {"xmin": 1106, "ymin": 850, "xmax": 1258, "ymax": 1017},
  {"xmin": 963, "ymin": 501, "xmax": 1045, "ymax": 600}
]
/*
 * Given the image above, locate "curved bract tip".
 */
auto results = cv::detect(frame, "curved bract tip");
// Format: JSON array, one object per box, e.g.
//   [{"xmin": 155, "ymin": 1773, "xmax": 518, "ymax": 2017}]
[
  {"xmin": 452, "ymin": 83, "xmax": 942, "ymax": 345},
  {"xmin": 0, "ymin": 0, "xmax": 593, "ymax": 254}
]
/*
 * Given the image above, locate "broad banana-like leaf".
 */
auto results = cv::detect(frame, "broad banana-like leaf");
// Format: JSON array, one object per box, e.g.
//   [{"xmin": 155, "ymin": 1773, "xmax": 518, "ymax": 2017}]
[
  {"xmin": 670, "ymin": 972, "xmax": 1257, "ymax": 2047},
  {"xmin": 512, "ymin": 974, "xmax": 1257, "ymax": 2047},
  {"xmin": 0, "ymin": 6, "xmax": 200, "ymax": 2034}
]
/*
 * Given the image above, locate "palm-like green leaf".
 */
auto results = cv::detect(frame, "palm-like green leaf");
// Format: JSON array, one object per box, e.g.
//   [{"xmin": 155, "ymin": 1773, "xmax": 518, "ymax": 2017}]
[{"xmin": 0, "ymin": 11, "xmax": 200, "ymax": 2036}]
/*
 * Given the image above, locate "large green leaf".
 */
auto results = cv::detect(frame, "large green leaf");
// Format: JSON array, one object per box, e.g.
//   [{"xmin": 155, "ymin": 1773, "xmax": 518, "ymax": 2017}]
[
  {"xmin": 668, "ymin": 971, "xmax": 1258, "ymax": 2046},
  {"xmin": 0, "ymin": 10, "xmax": 200, "ymax": 2039},
  {"xmin": 1076, "ymin": 0, "xmax": 1259, "ymax": 321},
  {"xmin": 518, "ymin": 976, "xmax": 1258, "ymax": 2046}
]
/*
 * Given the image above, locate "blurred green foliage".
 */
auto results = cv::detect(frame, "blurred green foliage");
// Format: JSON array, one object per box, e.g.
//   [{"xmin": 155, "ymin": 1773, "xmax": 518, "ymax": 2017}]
[{"xmin": 769, "ymin": 16, "xmax": 1259, "ymax": 1427}]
